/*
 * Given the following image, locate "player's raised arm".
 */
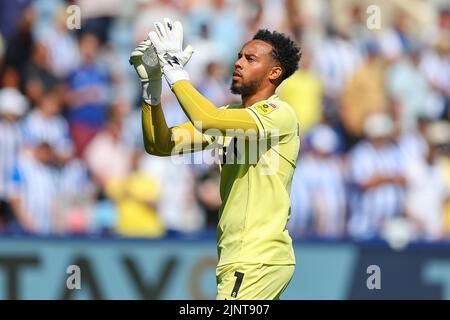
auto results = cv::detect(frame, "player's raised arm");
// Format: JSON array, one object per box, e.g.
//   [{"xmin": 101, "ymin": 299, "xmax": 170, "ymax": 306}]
[
  {"xmin": 148, "ymin": 18, "xmax": 259, "ymax": 136},
  {"xmin": 129, "ymin": 37, "xmax": 210, "ymax": 156}
]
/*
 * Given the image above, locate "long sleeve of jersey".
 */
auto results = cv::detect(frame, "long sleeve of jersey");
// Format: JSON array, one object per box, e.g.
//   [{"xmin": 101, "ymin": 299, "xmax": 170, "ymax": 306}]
[
  {"xmin": 172, "ymin": 80, "xmax": 258, "ymax": 136},
  {"xmin": 141, "ymin": 102, "xmax": 211, "ymax": 156}
]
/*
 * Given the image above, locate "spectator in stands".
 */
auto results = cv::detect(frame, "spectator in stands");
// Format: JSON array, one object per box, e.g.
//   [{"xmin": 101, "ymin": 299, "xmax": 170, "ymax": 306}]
[
  {"xmin": 133, "ymin": 0, "xmax": 183, "ymax": 44},
  {"xmin": 421, "ymin": 7, "xmax": 450, "ymax": 48},
  {"xmin": 55, "ymin": 157, "xmax": 94, "ymax": 235},
  {"xmin": 183, "ymin": 23, "xmax": 222, "ymax": 85},
  {"xmin": 419, "ymin": 36, "xmax": 450, "ymax": 120},
  {"xmin": 289, "ymin": 124, "xmax": 346, "ymax": 238},
  {"xmin": 387, "ymin": 42, "xmax": 437, "ymax": 132},
  {"xmin": 22, "ymin": 87, "xmax": 73, "ymax": 164},
  {"xmin": 8, "ymin": 141, "xmax": 59, "ymax": 234},
  {"xmin": 0, "ymin": 88, "xmax": 28, "ymax": 230},
  {"xmin": 83, "ymin": 105, "xmax": 134, "ymax": 198},
  {"xmin": 348, "ymin": 4, "xmax": 374, "ymax": 53},
  {"xmin": 0, "ymin": 0, "xmax": 33, "ymax": 43},
  {"xmin": 197, "ymin": 61, "xmax": 233, "ymax": 107},
  {"xmin": 339, "ymin": 40, "xmax": 386, "ymax": 148},
  {"xmin": 348, "ymin": 113, "xmax": 406, "ymax": 239},
  {"xmin": 195, "ymin": 166, "xmax": 221, "ymax": 230},
  {"xmin": 397, "ymin": 115, "xmax": 430, "ymax": 175},
  {"xmin": 288, "ymin": 159, "xmax": 313, "ymax": 238},
  {"xmin": 313, "ymin": 26, "xmax": 361, "ymax": 121},
  {"xmin": 37, "ymin": 7, "xmax": 80, "ymax": 78},
  {"xmin": 76, "ymin": 0, "xmax": 124, "ymax": 44},
  {"xmin": 21, "ymin": 89, "xmax": 94, "ymax": 235},
  {"xmin": 378, "ymin": 10, "xmax": 413, "ymax": 61},
  {"xmin": 23, "ymin": 41, "xmax": 60, "ymax": 106},
  {"xmin": 405, "ymin": 121, "xmax": 450, "ymax": 240},
  {"xmin": 65, "ymin": 32, "xmax": 112, "ymax": 157},
  {"xmin": 139, "ymin": 153, "xmax": 203, "ymax": 233},
  {"xmin": 0, "ymin": 65, "xmax": 21, "ymax": 90},
  {"xmin": 106, "ymin": 151, "xmax": 165, "ymax": 238},
  {"xmin": 185, "ymin": 0, "xmax": 245, "ymax": 66},
  {"xmin": 277, "ymin": 49, "xmax": 322, "ymax": 134},
  {"xmin": 3, "ymin": 5, "xmax": 35, "ymax": 84}
]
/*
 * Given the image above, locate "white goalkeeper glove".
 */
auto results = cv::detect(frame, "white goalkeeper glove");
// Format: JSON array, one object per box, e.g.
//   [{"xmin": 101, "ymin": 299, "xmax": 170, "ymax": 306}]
[
  {"xmin": 148, "ymin": 18, "xmax": 192, "ymax": 87},
  {"xmin": 129, "ymin": 37, "xmax": 193, "ymax": 105},
  {"xmin": 129, "ymin": 39, "xmax": 162, "ymax": 105}
]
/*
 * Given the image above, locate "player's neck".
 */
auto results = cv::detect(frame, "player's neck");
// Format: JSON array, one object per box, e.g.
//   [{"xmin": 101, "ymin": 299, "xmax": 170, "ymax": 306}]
[{"xmin": 241, "ymin": 87, "xmax": 276, "ymax": 108}]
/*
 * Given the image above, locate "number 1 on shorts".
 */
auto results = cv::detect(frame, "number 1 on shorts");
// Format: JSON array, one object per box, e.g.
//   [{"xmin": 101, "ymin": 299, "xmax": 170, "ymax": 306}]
[{"xmin": 231, "ymin": 271, "xmax": 244, "ymax": 298}]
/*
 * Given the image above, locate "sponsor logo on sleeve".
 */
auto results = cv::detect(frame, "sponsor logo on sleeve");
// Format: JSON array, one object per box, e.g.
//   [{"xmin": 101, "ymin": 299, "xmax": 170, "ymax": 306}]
[{"xmin": 254, "ymin": 102, "xmax": 278, "ymax": 115}]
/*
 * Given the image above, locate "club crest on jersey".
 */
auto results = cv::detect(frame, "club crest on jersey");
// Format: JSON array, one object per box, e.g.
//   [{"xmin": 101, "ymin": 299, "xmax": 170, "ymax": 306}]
[{"xmin": 255, "ymin": 102, "xmax": 278, "ymax": 115}]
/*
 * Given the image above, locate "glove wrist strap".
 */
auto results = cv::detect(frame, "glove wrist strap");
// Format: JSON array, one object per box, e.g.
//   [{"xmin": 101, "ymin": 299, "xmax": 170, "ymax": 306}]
[{"xmin": 163, "ymin": 69, "xmax": 189, "ymax": 87}]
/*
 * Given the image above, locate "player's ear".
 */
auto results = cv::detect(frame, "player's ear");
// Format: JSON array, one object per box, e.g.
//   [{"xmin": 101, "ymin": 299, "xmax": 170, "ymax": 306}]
[{"xmin": 268, "ymin": 66, "xmax": 282, "ymax": 83}]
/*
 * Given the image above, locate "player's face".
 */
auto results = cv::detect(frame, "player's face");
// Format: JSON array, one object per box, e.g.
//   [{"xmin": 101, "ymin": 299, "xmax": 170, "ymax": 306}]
[{"xmin": 231, "ymin": 40, "xmax": 277, "ymax": 96}]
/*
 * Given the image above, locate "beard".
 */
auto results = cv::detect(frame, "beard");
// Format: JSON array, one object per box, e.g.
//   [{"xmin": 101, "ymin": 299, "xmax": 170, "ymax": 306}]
[{"xmin": 230, "ymin": 78, "xmax": 261, "ymax": 96}]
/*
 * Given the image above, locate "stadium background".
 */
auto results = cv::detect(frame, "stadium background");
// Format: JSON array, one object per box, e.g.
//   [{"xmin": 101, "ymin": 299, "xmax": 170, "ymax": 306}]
[{"xmin": 0, "ymin": 0, "xmax": 449, "ymax": 299}]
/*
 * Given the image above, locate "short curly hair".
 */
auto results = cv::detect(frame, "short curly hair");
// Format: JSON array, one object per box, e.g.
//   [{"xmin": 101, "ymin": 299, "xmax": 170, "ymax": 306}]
[{"xmin": 253, "ymin": 29, "xmax": 301, "ymax": 84}]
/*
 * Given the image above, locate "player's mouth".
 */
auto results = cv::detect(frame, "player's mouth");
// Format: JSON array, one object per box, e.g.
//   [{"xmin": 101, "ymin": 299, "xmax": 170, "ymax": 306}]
[{"xmin": 232, "ymin": 71, "xmax": 242, "ymax": 80}]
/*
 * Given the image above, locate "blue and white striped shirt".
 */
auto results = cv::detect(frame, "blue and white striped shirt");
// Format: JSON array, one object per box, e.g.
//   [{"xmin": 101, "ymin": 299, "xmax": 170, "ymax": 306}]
[
  {"xmin": 289, "ymin": 154, "xmax": 347, "ymax": 238},
  {"xmin": 21, "ymin": 109, "xmax": 73, "ymax": 155},
  {"xmin": 347, "ymin": 140, "xmax": 406, "ymax": 238},
  {"xmin": 0, "ymin": 119, "xmax": 23, "ymax": 199},
  {"xmin": 9, "ymin": 153, "xmax": 60, "ymax": 235}
]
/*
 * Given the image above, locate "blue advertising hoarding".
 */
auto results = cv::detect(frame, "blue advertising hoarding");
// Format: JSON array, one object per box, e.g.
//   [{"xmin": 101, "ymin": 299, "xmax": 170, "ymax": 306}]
[{"xmin": 0, "ymin": 237, "xmax": 449, "ymax": 299}]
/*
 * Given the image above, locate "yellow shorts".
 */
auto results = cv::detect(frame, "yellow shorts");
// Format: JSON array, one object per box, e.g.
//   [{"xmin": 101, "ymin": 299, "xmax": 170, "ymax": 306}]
[{"xmin": 216, "ymin": 263, "xmax": 295, "ymax": 300}]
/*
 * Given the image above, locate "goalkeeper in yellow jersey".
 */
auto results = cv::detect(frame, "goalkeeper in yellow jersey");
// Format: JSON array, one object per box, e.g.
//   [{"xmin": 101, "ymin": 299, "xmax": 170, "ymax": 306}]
[{"xmin": 130, "ymin": 18, "xmax": 301, "ymax": 300}]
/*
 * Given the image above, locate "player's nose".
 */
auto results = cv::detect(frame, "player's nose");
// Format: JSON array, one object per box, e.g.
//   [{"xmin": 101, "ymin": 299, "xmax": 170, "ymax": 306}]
[{"xmin": 234, "ymin": 58, "xmax": 243, "ymax": 70}]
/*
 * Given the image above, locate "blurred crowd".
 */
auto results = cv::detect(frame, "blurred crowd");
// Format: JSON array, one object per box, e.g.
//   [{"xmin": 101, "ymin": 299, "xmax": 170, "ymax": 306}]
[{"xmin": 0, "ymin": 0, "xmax": 449, "ymax": 242}]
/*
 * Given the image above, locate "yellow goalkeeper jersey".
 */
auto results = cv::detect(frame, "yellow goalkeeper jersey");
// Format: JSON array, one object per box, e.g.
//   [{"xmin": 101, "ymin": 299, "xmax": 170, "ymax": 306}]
[
  {"xmin": 141, "ymin": 81, "xmax": 300, "ymax": 267},
  {"xmin": 210, "ymin": 95, "xmax": 300, "ymax": 267}
]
